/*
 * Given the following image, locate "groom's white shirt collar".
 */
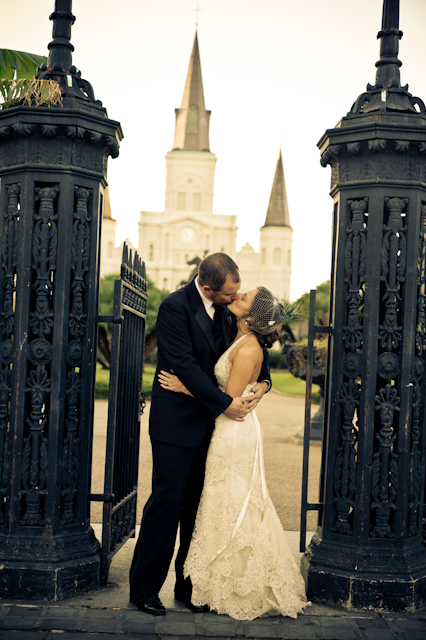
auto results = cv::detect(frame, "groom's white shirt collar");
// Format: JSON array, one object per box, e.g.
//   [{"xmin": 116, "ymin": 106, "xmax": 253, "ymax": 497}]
[{"xmin": 195, "ymin": 276, "xmax": 216, "ymax": 320}]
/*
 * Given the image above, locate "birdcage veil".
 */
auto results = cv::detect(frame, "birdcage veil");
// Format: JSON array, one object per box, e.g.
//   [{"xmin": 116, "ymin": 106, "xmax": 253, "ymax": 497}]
[{"xmin": 241, "ymin": 286, "xmax": 298, "ymax": 335}]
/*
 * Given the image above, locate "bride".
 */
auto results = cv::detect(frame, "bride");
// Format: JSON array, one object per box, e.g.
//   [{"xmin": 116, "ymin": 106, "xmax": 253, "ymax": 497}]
[{"xmin": 158, "ymin": 286, "xmax": 309, "ymax": 621}]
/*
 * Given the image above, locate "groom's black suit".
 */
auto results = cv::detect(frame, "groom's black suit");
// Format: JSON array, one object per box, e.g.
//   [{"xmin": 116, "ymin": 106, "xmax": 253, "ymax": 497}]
[{"xmin": 129, "ymin": 278, "xmax": 270, "ymax": 602}]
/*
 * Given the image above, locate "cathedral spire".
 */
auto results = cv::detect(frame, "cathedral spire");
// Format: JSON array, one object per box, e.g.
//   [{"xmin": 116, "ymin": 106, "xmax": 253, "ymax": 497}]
[
  {"xmin": 172, "ymin": 31, "xmax": 211, "ymax": 151},
  {"xmin": 263, "ymin": 150, "xmax": 291, "ymax": 228}
]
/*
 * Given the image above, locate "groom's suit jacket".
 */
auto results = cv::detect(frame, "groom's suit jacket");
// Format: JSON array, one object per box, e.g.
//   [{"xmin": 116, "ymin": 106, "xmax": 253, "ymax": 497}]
[{"xmin": 149, "ymin": 278, "xmax": 270, "ymax": 448}]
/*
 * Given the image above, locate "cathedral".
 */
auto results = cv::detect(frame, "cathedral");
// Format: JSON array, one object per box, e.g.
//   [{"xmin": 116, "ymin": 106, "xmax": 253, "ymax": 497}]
[{"xmin": 101, "ymin": 32, "xmax": 293, "ymax": 301}]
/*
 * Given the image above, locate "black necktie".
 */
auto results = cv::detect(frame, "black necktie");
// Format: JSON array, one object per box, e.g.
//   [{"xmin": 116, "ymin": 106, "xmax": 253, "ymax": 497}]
[{"xmin": 212, "ymin": 303, "xmax": 223, "ymax": 354}]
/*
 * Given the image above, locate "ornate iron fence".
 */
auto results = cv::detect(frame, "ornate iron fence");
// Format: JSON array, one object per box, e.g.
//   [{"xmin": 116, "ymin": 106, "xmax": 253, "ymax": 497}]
[
  {"xmin": 95, "ymin": 243, "xmax": 147, "ymax": 585},
  {"xmin": 299, "ymin": 290, "xmax": 331, "ymax": 552}
]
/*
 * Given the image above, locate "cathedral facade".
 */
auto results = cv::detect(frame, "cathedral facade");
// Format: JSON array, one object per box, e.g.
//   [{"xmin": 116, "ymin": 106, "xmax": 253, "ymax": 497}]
[{"xmin": 102, "ymin": 32, "xmax": 293, "ymax": 301}]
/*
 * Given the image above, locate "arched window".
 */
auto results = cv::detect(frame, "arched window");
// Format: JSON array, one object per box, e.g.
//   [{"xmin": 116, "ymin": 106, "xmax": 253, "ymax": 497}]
[
  {"xmin": 149, "ymin": 244, "xmax": 154, "ymax": 261},
  {"xmin": 261, "ymin": 248, "xmax": 266, "ymax": 265},
  {"xmin": 273, "ymin": 248, "xmax": 281, "ymax": 265},
  {"xmin": 163, "ymin": 278, "xmax": 168, "ymax": 290},
  {"xmin": 177, "ymin": 192, "xmax": 186, "ymax": 211},
  {"xmin": 107, "ymin": 241, "xmax": 113, "ymax": 258},
  {"xmin": 287, "ymin": 249, "xmax": 291, "ymax": 266},
  {"xmin": 193, "ymin": 192, "xmax": 202, "ymax": 211},
  {"xmin": 187, "ymin": 104, "xmax": 199, "ymax": 134}
]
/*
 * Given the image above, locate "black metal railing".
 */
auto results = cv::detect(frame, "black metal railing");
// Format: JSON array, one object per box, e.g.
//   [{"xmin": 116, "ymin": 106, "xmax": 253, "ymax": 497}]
[
  {"xmin": 300, "ymin": 290, "xmax": 332, "ymax": 552},
  {"xmin": 96, "ymin": 243, "xmax": 147, "ymax": 585}
]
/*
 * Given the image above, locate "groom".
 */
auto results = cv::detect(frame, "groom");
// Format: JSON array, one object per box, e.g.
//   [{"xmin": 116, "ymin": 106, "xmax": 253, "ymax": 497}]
[{"xmin": 129, "ymin": 253, "xmax": 270, "ymax": 615}]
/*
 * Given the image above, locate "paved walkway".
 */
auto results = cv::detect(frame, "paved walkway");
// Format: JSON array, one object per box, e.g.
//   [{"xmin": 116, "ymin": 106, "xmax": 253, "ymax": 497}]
[
  {"xmin": 1, "ymin": 394, "xmax": 425, "ymax": 639},
  {"xmin": 1, "ymin": 596, "xmax": 425, "ymax": 639}
]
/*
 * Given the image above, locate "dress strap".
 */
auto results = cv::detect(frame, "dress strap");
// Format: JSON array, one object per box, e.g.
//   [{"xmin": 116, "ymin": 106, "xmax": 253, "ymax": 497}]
[{"xmin": 226, "ymin": 332, "xmax": 252, "ymax": 356}]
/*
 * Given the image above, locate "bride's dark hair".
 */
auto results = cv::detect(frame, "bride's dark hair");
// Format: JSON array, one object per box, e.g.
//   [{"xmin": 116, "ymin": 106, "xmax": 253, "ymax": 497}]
[{"xmin": 252, "ymin": 328, "xmax": 280, "ymax": 349}]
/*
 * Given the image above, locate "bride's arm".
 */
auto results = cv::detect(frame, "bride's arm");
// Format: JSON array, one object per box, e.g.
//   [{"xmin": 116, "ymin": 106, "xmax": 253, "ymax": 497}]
[
  {"xmin": 225, "ymin": 342, "xmax": 261, "ymax": 398},
  {"xmin": 158, "ymin": 370, "xmax": 194, "ymax": 397},
  {"xmin": 159, "ymin": 341, "xmax": 261, "ymax": 401}
]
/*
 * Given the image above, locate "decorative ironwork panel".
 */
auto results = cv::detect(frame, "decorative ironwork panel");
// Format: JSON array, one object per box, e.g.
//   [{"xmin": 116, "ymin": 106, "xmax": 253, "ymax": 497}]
[
  {"xmin": 0, "ymin": 184, "xmax": 20, "ymax": 525},
  {"xmin": 332, "ymin": 198, "xmax": 368, "ymax": 535},
  {"xmin": 61, "ymin": 186, "xmax": 92, "ymax": 525},
  {"xmin": 370, "ymin": 197, "xmax": 407, "ymax": 539},
  {"xmin": 20, "ymin": 185, "xmax": 60, "ymax": 526},
  {"xmin": 408, "ymin": 203, "xmax": 426, "ymax": 537}
]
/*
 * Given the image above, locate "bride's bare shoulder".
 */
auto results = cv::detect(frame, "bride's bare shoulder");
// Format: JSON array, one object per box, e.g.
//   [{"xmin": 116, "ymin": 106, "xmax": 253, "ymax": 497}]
[{"xmin": 232, "ymin": 335, "xmax": 262, "ymax": 361}]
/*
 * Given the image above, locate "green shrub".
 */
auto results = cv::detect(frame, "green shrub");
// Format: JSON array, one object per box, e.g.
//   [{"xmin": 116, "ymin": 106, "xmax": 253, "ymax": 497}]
[
  {"xmin": 268, "ymin": 349, "xmax": 287, "ymax": 370},
  {"xmin": 144, "ymin": 347, "xmax": 158, "ymax": 365},
  {"xmin": 95, "ymin": 364, "xmax": 156, "ymax": 399}
]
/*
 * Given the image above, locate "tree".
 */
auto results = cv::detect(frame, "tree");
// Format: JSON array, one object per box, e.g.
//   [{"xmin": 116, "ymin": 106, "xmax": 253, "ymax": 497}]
[
  {"xmin": 292, "ymin": 280, "xmax": 330, "ymax": 326},
  {"xmin": 144, "ymin": 276, "xmax": 170, "ymax": 358},
  {"xmin": 0, "ymin": 49, "xmax": 61, "ymax": 109},
  {"xmin": 0, "ymin": 49, "xmax": 47, "ymax": 79},
  {"xmin": 97, "ymin": 273, "xmax": 169, "ymax": 368},
  {"xmin": 97, "ymin": 273, "xmax": 117, "ymax": 368}
]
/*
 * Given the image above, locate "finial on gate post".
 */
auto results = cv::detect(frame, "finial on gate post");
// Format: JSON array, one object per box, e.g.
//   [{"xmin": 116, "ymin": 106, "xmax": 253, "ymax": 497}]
[
  {"xmin": 349, "ymin": 0, "xmax": 425, "ymax": 115},
  {"xmin": 36, "ymin": 0, "xmax": 100, "ymax": 104},
  {"xmin": 47, "ymin": 0, "xmax": 75, "ymax": 72},
  {"xmin": 373, "ymin": 0, "xmax": 402, "ymax": 89}
]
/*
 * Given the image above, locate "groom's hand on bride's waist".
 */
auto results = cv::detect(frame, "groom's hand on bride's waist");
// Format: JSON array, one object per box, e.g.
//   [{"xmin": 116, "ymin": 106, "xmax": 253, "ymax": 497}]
[{"xmin": 224, "ymin": 397, "xmax": 250, "ymax": 421}]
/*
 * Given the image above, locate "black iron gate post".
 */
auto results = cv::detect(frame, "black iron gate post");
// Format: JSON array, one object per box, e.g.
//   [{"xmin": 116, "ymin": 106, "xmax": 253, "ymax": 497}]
[
  {"xmin": 301, "ymin": 0, "xmax": 426, "ymax": 611},
  {"xmin": 0, "ymin": 0, "xmax": 122, "ymax": 599}
]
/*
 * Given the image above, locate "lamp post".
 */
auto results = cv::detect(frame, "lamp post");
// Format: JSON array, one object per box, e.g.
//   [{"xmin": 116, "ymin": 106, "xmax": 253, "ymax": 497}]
[
  {"xmin": 302, "ymin": 0, "xmax": 426, "ymax": 611},
  {"xmin": 0, "ymin": 0, "xmax": 123, "ymax": 599}
]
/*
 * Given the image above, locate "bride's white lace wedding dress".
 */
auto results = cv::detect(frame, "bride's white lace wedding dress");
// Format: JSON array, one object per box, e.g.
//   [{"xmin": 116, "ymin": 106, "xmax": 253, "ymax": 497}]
[{"xmin": 184, "ymin": 335, "xmax": 309, "ymax": 620}]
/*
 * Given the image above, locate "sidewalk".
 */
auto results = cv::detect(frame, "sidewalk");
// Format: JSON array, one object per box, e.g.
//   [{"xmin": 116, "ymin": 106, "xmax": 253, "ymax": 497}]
[
  {"xmin": 1, "ymin": 395, "xmax": 425, "ymax": 639},
  {"xmin": 1, "ymin": 522, "xmax": 425, "ymax": 639}
]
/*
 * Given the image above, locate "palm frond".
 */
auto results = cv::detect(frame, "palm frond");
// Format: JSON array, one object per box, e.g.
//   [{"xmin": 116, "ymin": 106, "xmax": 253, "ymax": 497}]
[{"xmin": 0, "ymin": 49, "xmax": 47, "ymax": 80}]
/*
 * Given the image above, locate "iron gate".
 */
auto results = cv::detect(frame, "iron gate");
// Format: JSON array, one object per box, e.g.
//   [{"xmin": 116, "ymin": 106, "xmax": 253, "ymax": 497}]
[
  {"xmin": 92, "ymin": 243, "xmax": 148, "ymax": 584},
  {"xmin": 300, "ymin": 289, "xmax": 331, "ymax": 552},
  {"xmin": 300, "ymin": 289, "xmax": 426, "ymax": 555}
]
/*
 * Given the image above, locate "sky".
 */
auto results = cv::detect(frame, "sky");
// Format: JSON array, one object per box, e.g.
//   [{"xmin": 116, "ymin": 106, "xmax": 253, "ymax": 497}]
[{"xmin": 2, "ymin": 0, "xmax": 426, "ymax": 300}]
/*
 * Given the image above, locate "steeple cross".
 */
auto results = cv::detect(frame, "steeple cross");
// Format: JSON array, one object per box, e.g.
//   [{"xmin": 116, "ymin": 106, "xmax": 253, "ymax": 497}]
[{"xmin": 194, "ymin": 4, "xmax": 202, "ymax": 29}]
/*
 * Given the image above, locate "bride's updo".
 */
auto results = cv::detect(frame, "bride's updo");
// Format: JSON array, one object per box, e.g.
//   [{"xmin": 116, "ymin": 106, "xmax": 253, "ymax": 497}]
[{"xmin": 244, "ymin": 286, "xmax": 297, "ymax": 349}]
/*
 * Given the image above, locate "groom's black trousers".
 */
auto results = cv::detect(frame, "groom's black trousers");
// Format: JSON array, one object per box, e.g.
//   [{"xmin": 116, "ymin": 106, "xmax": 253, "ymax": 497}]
[{"xmin": 129, "ymin": 426, "xmax": 213, "ymax": 601}]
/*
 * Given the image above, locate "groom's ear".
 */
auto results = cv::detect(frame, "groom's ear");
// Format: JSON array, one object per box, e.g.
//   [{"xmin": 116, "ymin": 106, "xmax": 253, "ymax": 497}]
[{"xmin": 201, "ymin": 284, "xmax": 214, "ymax": 299}]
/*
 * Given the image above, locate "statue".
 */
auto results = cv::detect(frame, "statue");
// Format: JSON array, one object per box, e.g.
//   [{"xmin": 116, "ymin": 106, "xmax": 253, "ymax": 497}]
[{"xmin": 177, "ymin": 251, "xmax": 209, "ymax": 289}]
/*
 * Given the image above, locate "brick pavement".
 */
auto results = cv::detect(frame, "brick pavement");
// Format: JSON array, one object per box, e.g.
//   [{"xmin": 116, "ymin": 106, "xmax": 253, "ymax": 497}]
[{"xmin": 0, "ymin": 602, "xmax": 425, "ymax": 639}]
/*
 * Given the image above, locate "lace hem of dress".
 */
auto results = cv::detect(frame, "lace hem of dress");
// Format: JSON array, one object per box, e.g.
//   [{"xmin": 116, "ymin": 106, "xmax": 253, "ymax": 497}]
[{"xmin": 185, "ymin": 493, "xmax": 310, "ymax": 620}]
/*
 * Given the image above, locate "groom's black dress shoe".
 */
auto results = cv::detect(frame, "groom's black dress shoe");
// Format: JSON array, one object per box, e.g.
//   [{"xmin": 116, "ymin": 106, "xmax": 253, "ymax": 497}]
[
  {"xmin": 130, "ymin": 596, "xmax": 165, "ymax": 616},
  {"xmin": 174, "ymin": 590, "xmax": 209, "ymax": 613}
]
